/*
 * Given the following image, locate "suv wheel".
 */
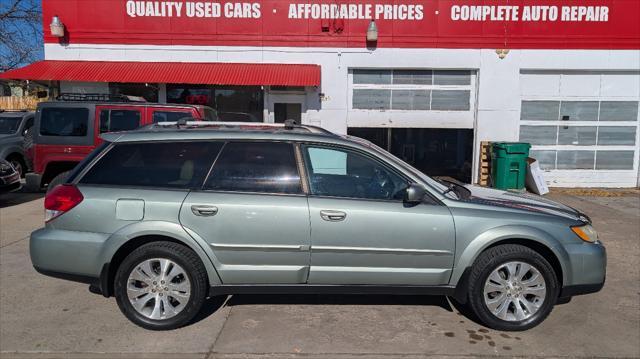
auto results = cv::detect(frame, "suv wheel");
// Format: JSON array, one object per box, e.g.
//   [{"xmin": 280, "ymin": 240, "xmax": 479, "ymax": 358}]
[
  {"xmin": 114, "ymin": 241, "xmax": 208, "ymax": 330},
  {"xmin": 467, "ymin": 244, "xmax": 559, "ymax": 331}
]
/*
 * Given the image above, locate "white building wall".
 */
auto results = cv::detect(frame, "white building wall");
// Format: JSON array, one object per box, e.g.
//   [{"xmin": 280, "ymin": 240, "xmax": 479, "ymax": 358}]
[{"xmin": 46, "ymin": 44, "xmax": 640, "ymax": 187}]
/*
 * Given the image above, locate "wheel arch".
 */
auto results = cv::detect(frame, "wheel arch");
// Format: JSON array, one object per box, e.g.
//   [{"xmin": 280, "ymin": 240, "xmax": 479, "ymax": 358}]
[
  {"xmin": 99, "ymin": 222, "xmax": 223, "ymax": 297},
  {"xmin": 450, "ymin": 225, "xmax": 570, "ymax": 302}
]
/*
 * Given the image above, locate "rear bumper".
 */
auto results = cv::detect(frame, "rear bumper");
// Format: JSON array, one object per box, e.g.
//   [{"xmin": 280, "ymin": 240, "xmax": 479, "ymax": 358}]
[{"xmin": 30, "ymin": 227, "xmax": 109, "ymax": 279}]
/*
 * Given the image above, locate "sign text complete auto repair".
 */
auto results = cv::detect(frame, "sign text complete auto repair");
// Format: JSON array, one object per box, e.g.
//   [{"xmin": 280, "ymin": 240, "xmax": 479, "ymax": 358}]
[{"xmin": 451, "ymin": 5, "xmax": 609, "ymax": 22}]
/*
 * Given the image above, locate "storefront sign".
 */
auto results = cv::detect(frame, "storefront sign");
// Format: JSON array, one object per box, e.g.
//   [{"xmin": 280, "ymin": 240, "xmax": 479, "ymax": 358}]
[{"xmin": 44, "ymin": 0, "xmax": 640, "ymax": 49}]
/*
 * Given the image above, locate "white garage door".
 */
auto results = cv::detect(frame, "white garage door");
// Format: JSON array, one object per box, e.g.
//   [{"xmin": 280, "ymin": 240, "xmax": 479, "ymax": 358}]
[{"xmin": 519, "ymin": 71, "xmax": 640, "ymax": 188}]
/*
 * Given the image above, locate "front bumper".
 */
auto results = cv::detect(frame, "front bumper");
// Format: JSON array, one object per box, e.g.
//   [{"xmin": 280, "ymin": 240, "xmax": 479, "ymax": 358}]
[
  {"xmin": 560, "ymin": 241, "xmax": 606, "ymax": 297},
  {"xmin": 0, "ymin": 172, "xmax": 21, "ymax": 192}
]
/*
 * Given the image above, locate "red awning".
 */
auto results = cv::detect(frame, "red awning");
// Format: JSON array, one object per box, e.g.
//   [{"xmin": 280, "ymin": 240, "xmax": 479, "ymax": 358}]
[{"xmin": 0, "ymin": 60, "xmax": 321, "ymax": 87}]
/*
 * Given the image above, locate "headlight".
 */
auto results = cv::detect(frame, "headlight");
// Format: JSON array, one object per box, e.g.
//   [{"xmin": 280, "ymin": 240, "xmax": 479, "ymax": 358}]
[{"xmin": 571, "ymin": 224, "xmax": 599, "ymax": 243}]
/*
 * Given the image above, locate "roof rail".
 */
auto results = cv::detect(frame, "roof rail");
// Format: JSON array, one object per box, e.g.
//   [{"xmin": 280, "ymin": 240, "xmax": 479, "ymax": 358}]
[
  {"xmin": 56, "ymin": 93, "xmax": 147, "ymax": 103},
  {"xmin": 149, "ymin": 120, "xmax": 334, "ymax": 135}
]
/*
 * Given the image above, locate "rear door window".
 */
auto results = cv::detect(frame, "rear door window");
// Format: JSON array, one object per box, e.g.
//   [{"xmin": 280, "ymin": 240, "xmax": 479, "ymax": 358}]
[
  {"xmin": 40, "ymin": 108, "xmax": 89, "ymax": 136},
  {"xmin": 99, "ymin": 109, "xmax": 141, "ymax": 133},
  {"xmin": 204, "ymin": 142, "xmax": 302, "ymax": 194},
  {"xmin": 152, "ymin": 111, "xmax": 193, "ymax": 123},
  {"xmin": 80, "ymin": 141, "xmax": 223, "ymax": 189}
]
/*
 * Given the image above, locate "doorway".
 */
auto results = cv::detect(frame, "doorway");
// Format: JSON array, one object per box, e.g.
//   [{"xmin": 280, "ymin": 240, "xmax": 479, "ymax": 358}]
[
  {"xmin": 267, "ymin": 92, "xmax": 306, "ymax": 124},
  {"xmin": 348, "ymin": 127, "xmax": 474, "ymax": 183},
  {"xmin": 274, "ymin": 103, "xmax": 302, "ymax": 124}
]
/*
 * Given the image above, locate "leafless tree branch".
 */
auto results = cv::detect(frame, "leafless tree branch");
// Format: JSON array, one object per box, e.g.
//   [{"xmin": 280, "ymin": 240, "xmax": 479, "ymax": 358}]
[{"xmin": 0, "ymin": 0, "xmax": 43, "ymax": 72}]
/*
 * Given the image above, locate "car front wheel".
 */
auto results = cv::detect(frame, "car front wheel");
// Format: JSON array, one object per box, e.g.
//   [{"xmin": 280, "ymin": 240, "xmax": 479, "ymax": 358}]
[
  {"xmin": 114, "ymin": 241, "xmax": 208, "ymax": 330},
  {"xmin": 467, "ymin": 244, "xmax": 559, "ymax": 331}
]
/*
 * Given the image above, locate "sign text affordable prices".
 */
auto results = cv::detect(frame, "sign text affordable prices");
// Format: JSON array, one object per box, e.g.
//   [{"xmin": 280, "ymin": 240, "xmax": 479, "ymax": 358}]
[{"xmin": 125, "ymin": 1, "xmax": 425, "ymax": 20}]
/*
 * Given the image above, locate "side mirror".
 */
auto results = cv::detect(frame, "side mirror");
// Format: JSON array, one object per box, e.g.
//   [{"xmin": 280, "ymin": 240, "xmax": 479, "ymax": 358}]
[{"xmin": 404, "ymin": 183, "xmax": 427, "ymax": 204}]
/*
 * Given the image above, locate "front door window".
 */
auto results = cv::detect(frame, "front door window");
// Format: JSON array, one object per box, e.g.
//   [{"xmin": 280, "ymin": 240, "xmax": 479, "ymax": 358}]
[{"xmin": 303, "ymin": 145, "xmax": 408, "ymax": 201}]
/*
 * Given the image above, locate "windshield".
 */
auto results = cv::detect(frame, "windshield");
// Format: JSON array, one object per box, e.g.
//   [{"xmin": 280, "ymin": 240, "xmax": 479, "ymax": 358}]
[
  {"xmin": 0, "ymin": 115, "xmax": 21, "ymax": 134},
  {"xmin": 342, "ymin": 135, "xmax": 450, "ymax": 194}
]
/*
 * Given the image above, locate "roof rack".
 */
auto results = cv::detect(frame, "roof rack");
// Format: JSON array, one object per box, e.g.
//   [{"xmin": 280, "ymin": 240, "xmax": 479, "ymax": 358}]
[
  {"xmin": 56, "ymin": 93, "xmax": 147, "ymax": 103},
  {"xmin": 148, "ymin": 119, "xmax": 335, "ymax": 135}
]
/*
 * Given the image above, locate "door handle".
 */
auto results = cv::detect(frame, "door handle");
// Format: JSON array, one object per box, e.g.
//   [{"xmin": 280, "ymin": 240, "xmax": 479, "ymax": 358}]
[
  {"xmin": 191, "ymin": 205, "xmax": 218, "ymax": 217},
  {"xmin": 320, "ymin": 210, "xmax": 347, "ymax": 222}
]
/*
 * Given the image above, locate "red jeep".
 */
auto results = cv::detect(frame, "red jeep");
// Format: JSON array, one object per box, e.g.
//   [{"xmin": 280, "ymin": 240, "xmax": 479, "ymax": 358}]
[{"xmin": 25, "ymin": 94, "xmax": 215, "ymax": 191}]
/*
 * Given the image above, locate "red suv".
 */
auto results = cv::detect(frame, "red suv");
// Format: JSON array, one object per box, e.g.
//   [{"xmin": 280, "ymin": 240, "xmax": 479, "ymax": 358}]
[{"xmin": 25, "ymin": 94, "xmax": 215, "ymax": 191}]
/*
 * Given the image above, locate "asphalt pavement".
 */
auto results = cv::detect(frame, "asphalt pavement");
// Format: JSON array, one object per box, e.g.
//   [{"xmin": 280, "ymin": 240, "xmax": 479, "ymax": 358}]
[{"xmin": 0, "ymin": 188, "xmax": 638, "ymax": 359}]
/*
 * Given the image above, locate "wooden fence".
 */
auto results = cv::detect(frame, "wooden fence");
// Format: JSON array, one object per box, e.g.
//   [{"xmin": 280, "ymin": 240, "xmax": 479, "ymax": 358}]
[{"xmin": 0, "ymin": 96, "xmax": 45, "ymax": 110}]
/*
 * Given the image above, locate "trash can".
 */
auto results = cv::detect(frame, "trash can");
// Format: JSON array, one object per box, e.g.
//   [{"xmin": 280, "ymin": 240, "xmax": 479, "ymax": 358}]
[{"xmin": 491, "ymin": 142, "xmax": 531, "ymax": 190}]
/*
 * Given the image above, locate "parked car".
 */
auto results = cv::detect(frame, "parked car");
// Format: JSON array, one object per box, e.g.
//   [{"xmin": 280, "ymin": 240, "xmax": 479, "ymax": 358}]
[
  {"xmin": 0, "ymin": 159, "xmax": 21, "ymax": 193},
  {"xmin": 24, "ymin": 95, "xmax": 215, "ymax": 192},
  {"xmin": 0, "ymin": 110, "xmax": 35, "ymax": 177},
  {"xmin": 30, "ymin": 121, "xmax": 606, "ymax": 331}
]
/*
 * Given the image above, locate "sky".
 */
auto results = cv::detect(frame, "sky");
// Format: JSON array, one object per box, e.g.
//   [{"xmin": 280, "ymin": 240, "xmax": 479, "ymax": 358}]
[{"xmin": 0, "ymin": 0, "xmax": 44, "ymax": 71}]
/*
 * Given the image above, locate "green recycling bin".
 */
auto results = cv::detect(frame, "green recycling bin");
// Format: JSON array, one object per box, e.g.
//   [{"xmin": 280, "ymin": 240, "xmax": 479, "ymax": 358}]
[{"xmin": 491, "ymin": 142, "xmax": 531, "ymax": 190}]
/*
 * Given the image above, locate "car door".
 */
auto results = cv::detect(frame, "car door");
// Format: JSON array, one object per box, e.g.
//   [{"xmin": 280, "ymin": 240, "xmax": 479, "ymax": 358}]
[
  {"xmin": 180, "ymin": 141, "xmax": 311, "ymax": 284},
  {"xmin": 302, "ymin": 144, "xmax": 456, "ymax": 286}
]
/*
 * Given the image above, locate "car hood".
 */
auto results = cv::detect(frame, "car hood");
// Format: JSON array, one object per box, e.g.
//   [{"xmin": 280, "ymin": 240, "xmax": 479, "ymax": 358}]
[{"xmin": 460, "ymin": 185, "xmax": 588, "ymax": 222}]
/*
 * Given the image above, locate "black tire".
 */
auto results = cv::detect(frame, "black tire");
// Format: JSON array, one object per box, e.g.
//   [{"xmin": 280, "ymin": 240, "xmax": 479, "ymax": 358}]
[
  {"xmin": 46, "ymin": 171, "xmax": 72, "ymax": 194},
  {"xmin": 466, "ymin": 244, "xmax": 559, "ymax": 331},
  {"xmin": 114, "ymin": 241, "xmax": 208, "ymax": 330}
]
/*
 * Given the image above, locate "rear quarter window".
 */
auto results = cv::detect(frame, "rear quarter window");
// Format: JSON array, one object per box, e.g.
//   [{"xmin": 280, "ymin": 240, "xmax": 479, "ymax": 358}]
[
  {"xmin": 40, "ymin": 108, "xmax": 89, "ymax": 136},
  {"xmin": 79, "ymin": 141, "xmax": 223, "ymax": 189}
]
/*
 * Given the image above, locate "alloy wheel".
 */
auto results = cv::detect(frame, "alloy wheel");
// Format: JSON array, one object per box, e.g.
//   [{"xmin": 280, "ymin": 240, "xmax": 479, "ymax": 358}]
[
  {"xmin": 483, "ymin": 261, "xmax": 547, "ymax": 322},
  {"xmin": 126, "ymin": 258, "xmax": 191, "ymax": 320},
  {"xmin": 9, "ymin": 159, "xmax": 22, "ymax": 177}
]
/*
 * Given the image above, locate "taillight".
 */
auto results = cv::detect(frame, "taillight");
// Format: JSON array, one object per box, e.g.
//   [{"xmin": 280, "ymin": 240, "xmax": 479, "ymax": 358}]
[{"xmin": 44, "ymin": 184, "xmax": 84, "ymax": 222}]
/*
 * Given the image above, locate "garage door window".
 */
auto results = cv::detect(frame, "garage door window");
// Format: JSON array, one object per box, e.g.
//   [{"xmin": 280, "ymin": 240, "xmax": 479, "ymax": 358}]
[
  {"xmin": 520, "ymin": 100, "xmax": 639, "ymax": 171},
  {"xmin": 351, "ymin": 69, "xmax": 473, "ymax": 112}
]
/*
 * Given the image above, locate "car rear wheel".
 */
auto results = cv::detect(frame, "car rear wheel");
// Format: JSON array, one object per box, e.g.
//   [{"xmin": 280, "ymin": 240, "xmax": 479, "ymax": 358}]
[
  {"xmin": 114, "ymin": 241, "xmax": 208, "ymax": 330},
  {"xmin": 467, "ymin": 244, "xmax": 559, "ymax": 331}
]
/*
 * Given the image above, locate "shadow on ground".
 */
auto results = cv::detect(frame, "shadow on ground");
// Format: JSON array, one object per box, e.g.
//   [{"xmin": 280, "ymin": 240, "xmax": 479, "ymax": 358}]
[
  {"xmin": 225, "ymin": 293, "xmax": 454, "ymax": 311},
  {"xmin": 0, "ymin": 187, "xmax": 44, "ymax": 208}
]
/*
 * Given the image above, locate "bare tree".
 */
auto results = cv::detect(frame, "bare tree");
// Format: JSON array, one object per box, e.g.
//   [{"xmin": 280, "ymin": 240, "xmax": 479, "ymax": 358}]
[{"xmin": 0, "ymin": 0, "xmax": 43, "ymax": 72}]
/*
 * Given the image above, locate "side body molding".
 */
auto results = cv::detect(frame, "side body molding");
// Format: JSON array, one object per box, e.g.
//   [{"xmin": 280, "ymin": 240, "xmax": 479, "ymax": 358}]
[
  {"xmin": 100, "ymin": 220, "xmax": 223, "ymax": 286},
  {"xmin": 449, "ymin": 224, "xmax": 571, "ymax": 286}
]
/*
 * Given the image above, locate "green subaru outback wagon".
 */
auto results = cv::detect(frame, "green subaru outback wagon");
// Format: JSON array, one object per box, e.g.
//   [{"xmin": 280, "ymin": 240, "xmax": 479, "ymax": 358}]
[{"xmin": 30, "ymin": 122, "xmax": 606, "ymax": 331}]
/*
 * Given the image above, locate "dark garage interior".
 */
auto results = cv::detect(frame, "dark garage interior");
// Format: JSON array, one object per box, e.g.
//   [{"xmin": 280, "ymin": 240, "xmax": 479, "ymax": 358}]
[{"xmin": 348, "ymin": 128, "xmax": 474, "ymax": 183}]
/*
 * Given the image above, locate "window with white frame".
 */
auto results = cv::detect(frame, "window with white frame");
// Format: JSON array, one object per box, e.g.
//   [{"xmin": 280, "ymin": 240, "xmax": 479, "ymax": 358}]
[
  {"xmin": 520, "ymin": 100, "xmax": 639, "ymax": 171},
  {"xmin": 350, "ymin": 69, "xmax": 473, "ymax": 112}
]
